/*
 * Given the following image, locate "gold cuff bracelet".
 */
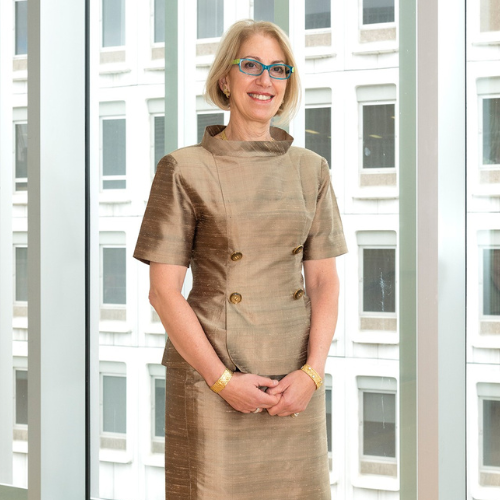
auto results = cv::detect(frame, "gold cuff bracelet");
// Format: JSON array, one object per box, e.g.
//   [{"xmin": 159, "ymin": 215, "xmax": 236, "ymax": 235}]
[
  {"xmin": 300, "ymin": 364, "xmax": 323, "ymax": 390},
  {"xmin": 209, "ymin": 368, "xmax": 233, "ymax": 393}
]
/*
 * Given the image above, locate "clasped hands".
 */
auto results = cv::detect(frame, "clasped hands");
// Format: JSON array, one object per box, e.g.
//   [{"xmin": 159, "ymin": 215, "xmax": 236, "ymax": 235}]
[{"xmin": 219, "ymin": 370, "xmax": 317, "ymax": 417}]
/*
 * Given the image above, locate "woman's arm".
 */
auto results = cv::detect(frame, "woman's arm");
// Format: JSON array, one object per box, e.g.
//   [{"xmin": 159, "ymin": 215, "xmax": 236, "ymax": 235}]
[
  {"xmin": 267, "ymin": 257, "xmax": 339, "ymax": 416},
  {"xmin": 150, "ymin": 262, "xmax": 280, "ymax": 413}
]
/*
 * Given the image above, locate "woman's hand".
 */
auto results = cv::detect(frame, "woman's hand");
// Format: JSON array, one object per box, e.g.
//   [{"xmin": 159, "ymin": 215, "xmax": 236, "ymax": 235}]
[
  {"xmin": 265, "ymin": 370, "xmax": 317, "ymax": 417},
  {"xmin": 218, "ymin": 372, "xmax": 281, "ymax": 413}
]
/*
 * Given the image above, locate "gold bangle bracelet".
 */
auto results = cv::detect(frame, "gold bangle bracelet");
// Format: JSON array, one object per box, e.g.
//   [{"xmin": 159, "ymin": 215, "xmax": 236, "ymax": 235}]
[
  {"xmin": 209, "ymin": 368, "xmax": 233, "ymax": 393},
  {"xmin": 300, "ymin": 364, "xmax": 323, "ymax": 390}
]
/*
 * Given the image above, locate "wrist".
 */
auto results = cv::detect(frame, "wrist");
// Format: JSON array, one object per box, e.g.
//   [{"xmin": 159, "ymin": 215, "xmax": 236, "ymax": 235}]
[
  {"xmin": 300, "ymin": 364, "xmax": 323, "ymax": 390},
  {"xmin": 208, "ymin": 368, "xmax": 234, "ymax": 393}
]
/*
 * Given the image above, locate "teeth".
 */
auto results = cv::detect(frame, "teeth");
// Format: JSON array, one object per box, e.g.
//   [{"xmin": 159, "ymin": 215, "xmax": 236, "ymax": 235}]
[{"xmin": 249, "ymin": 94, "xmax": 273, "ymax": 101}]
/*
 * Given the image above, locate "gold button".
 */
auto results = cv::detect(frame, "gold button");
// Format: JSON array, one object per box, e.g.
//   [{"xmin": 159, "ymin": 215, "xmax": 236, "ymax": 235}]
[
  {"xmin": 231, "ymin": 252, "xmax": 243, "ymax": 261},
  {"xmin": 292, "ymin": 245, "xmax": 304, "ymax": 255},
  {"xmin": 229, "ymin": 293, "xmax": 242, "ymax": 304},
  {"xmin": 293, "ymin": 289, "xmax": 304, "ymax": 300}
]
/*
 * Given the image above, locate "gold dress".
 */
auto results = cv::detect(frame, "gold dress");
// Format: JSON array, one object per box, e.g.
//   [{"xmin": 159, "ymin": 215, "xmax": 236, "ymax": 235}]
[{"xmin": 134, "ymin": 126, "xmax": 347, "ymax": 499}]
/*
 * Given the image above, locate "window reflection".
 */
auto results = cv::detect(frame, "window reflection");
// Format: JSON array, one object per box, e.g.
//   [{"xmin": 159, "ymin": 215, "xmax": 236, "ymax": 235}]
[
  {"xmin": 102, "ymin": 0, "xmax": 125, "ymax": 47},
  {"xmin": 362, "ymin": 0, "xmax": 395, "ymax": 25},
  {"xmin": 197, "ymin": 0, "xmax": 224, "ymax": 39},
  {"xmin": 15, "ymin": 0, "xmax": 28, "ymax": 55}
]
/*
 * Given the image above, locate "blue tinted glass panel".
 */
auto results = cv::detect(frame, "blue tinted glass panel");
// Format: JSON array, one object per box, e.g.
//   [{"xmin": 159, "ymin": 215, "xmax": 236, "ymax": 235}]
[
  {"xmin": 154, "ymin": 0, "xmax": 165, "ymax": 43},
  {"xmin": 363, "ymin": 392, "xmax": 396, "ymax": 458},
  {"xmin": 103, "ymin": 247, "xmax": 126, "ymax": 305},
  {"xmin": 363, "ymin": 104, "xmax": 395, "ymax": 169},
  {"xmin": 305, "ymin": 0, "xmax": 331, "ymax": 29},
  {"xmin": 305, "ymin": 107, "xmax": 332, "ymax": 167},
  {"xmin": 103, "ymin": 375, "xmax": 127, "ymax": 433},
  {"xmin": 363, "ymin": 0, "xmax": 395, "ymax": 25},
  {"xmin": 197, "ymin": 0, "xmax": 223, "ymax": 39},
  {"xmin": 15, "ymin": 1, "xmax": 28, "ymax": 55},
  {"xmin": 103, "ymin": 0, "xmax": 125, "ymax": 47}
]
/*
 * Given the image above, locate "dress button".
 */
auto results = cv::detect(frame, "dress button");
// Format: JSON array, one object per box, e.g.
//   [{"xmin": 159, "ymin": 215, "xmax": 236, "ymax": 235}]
[
  {"xmin": 293, "ymin": 289, "xmax": 304, "ymax": 300},
  {"xmin": 292, "ymin": 245, "xmax": 304, "ymax": 255},
  {"xmin": 231, "ymin": 252, "xmax": 243, "ymax": 261},
  {"xmin": 229, "ymin": 293, "xmax": 242, "ymax": 304}
]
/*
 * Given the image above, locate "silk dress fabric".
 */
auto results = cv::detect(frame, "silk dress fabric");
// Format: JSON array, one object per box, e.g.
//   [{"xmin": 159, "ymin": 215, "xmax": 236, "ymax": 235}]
[{"xmin": 134, "ymin": 125, "xmax": 347, "ymax": 499}]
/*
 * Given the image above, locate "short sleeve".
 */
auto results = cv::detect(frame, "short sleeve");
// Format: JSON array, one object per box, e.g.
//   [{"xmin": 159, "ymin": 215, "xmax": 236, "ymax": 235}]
[
  {"xmin": 303, "ymin": 159, "xmax": 348, "ymax": 260},
  {"xmin": 133, "ymin": 155, "xmax": 196, "ymax": 267}
]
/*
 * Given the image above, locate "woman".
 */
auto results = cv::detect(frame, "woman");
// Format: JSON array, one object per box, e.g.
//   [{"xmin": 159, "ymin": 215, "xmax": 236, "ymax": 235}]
[{"xmin": 134, "ymin": 19, "xmax": 347, "ymax": 500}]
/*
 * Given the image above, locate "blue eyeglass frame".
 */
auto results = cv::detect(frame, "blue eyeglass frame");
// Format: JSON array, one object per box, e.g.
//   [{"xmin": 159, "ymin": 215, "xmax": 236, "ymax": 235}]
[{"xmin": 231, "ymin": 58, "xmax": 294, "ymax": 80}]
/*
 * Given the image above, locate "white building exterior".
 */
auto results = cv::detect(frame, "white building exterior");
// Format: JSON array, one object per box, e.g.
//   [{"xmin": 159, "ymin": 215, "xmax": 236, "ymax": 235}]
[{"xmin": 3, "ymin": 0, "xmax": 499, "ymax": 499}]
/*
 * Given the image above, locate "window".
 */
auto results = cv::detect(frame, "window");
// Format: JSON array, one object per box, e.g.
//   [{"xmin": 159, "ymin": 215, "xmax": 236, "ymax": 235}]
[
  {"xmin": 197, "ymin": 112, "xmax": 224, "ymax": 143},
  {"xmin": 15, "ymin": 123, "xmax": 28, "ymax": 192},
  {"xmin": 102, "ymin": 0, "xmax": 125, "ymax": 47},
  {"xmin": 362, "ymin": 248, "xmax": 396, "ymax": 314},
  {"xmin": 153, "ymin": 377, "xmax": 165, "ymax": 438},
  {"xmin": 305, "ymin": 107, "xmax": 332, "ymax": 167},
  {"xmin": 362, "ymin": 103, "xmax": 395, "ymax": 170},
  {"xmin": 154, "ymin": 0, "xmax": 165, "ymax": 43},
  {"xmin": 101, "ymin": 117, "xmax": 126, "ymax": 190},
  {"xmin": 102, "ymin": 247, "xmax": 126, "ymax": 306},
  {"xmin": 15, "ymin": 0, "xmax": 28, "ymax": 55},
  {"xmin": 325, "ymin": 373, "xmax": 333, "ymax": 471},
  {"xmin": 305, "ymin": 0, "xmax": 331, "ymax": 29},
  {"xmin": 483, "ymin": 249, "xmax": 500, "ymax": 316},
  {"xmin": 102, "ymin": 375, "xmax": 126, "ymax": 434},
  {"xmin": 15, "ymin": 246, "xmax": 28, "ymax": 303},
  {"xmin": 15, "ymin": 370, "xmax": 28, "ymax": 427},
  {"xmin": 480, "ymin": 0, "xmax": 500, "ymax": 32},
  {"xmin": 154, "ymin": 115, "xmax": 165, "ymax": 169},
  {"xmin": 197, "ymin": 0, "xmax": 223, "ymax": 39},
  {"xmin": 482, "ymin": 97, "xmax": 500, "ymax": 166},
  {"xmin": 363, "ymin": 0, "xmax": 395, "ymax": 25},
  {"xmin": 254, "ymin": 0, "xmax": 274, "ymax": 22},
  {"xmin": 483, "ymin": 398, "xmax": 500, "ymax": 468},
  {"xmin": 358, "ymin": 376, "xmax": 397, "ymax": 477}
]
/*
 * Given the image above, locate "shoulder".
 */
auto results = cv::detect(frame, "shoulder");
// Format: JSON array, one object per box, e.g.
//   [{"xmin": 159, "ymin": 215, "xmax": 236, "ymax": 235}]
[
  {"xmin": 288, "ymin": 146, "xmax": 329, "ymax": 181},
  {"xmin": 156, "ymin": 144, "xmax": 214, "ymax": 177}
]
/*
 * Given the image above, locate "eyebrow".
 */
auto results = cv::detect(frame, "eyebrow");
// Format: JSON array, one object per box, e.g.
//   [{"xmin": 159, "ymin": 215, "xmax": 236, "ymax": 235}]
[{"xmin": 241, "ymin": 55, "xmax": 286, "ymax": 65}]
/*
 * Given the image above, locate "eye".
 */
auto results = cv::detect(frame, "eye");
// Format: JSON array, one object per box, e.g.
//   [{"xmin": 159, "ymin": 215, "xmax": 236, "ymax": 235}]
[
  {"xmin": 271, "ymin": 65, "xmax": 286, "ymax": 75},
  {"xmin": 242, "ymin": 60, "xmax": 256, "ymax": 69}
]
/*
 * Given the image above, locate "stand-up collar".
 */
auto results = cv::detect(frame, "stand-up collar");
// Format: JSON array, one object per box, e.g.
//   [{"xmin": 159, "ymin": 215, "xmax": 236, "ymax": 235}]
[{"xmin": 201, "ymin": 125, "xmax": 294, "ymax": 157}]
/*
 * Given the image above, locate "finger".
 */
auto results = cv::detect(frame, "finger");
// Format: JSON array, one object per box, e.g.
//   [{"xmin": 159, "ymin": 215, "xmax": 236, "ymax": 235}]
[{"xmin": 254, "ymin": 376, "xmax": 279, "ymax": 389}]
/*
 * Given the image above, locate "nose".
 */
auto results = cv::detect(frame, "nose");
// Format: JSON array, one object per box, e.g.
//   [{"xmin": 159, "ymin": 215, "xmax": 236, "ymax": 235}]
[{"xmin": 255, "ymin": 68, "xmax": 272, "ymax": 86}]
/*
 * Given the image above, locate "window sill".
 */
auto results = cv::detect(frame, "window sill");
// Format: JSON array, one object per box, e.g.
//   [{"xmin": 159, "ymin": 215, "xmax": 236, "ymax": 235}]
[
  {"xmin": 352, "ymin": 190, "xmax": 399, "ymax": 201},
  {"xmin": 144, "ymin": 61, "xmax": 165, "ymax": 72},
  {"xmin": 12, "ymin": 193, "xmax": 28, "ymax": 205},
  {"xmin": 13, "ymin": 440, "xmax": 28, "ymax": 454},
  {"xmin": 144, "ymin": 323, "xmax": 165, "ymax": 335},
  {"xmin": 99, "ymin": 320, "xmax": 131, "ymax": 334},
  {"xmin": 99, "ymin": 448, "xmax": 132, "ymax": 464},
  {"xmin": 99, "ymin": 192, "xmax": 132, "ymax": 204},
  {"xmin": 305, "ymin": 48, "xmax": 336, "ymax": 60},
  {"xmin": 99, "ymin": 65, "xmax": 131, "ymax": 76},
  {"xmin": 352, "ymin": 44, "xmax": 398, "ymax": 56},
  {"xmin": 143, "ymin": 450, "xmax": 165, "ymax": 468},
  {"xmin": 12, "ymin": 317, "xmax": 28, "ymax": 330},
  {"xmin": 352, "ymin": 331, "xmax": 399, "ymax": 345},
  {"xmin": 350, "ymin": 469, "xmax": 399, "ymax": 492}
]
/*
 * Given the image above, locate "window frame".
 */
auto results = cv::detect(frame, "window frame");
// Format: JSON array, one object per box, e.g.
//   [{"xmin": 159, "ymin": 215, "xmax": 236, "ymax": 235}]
[
  {"xmin": 13, "ymin": 368, "xmax": 28, "ymax": 433},
  {"xmin": 100, "ymin": 244, "xmax": 127, "ymax": 309},
  {"xmin": 100, "ymin": 371, "xmax": 127, "ymax": 441},
  {"xmin": 101, "ymin": 0, "xmax": 126, "ymax": 49},
  {"xmin": 479, "ymin": 95, "xmax": 500, "ymax": 170},
  {"xmin": 13, "ymin": 244, "xmax": 28, "ymax": 306},
  {"xmin": 304, "ymin": 0, "xmax": 332, "ymax": 31},
  {"xmin": 359, "ymin": 100, "xmax": 397, "ymax": 173},
  {"xmin": 479, "ymin": 245, "xmax": 500, "ymax": 320},
  {"xmin": 359, "ymin": 0, "xmax": 397, "ymax": 30},
  {"xmin": 196, "ymin": 0, "xmax": 224, "ymax": 41},
  {"xmin": 13, "ymin": 121, "xmax": 28, "ymax": 193},
  {"xmin": 305, "ymin": 104, "xmax": 332, "ymax": 167},
  {"xmin": 479, "ymin": 395, "xmax": 500, "ymax": 472},
  {"xmin": 151, "ymin": 375, "xmax": 165, "ymax": 445},
  {"xmin": 100, "ymin": 116, "xmax": 127, "ymax": 191},
  {"xmin": 14, "ymin": 0, "xmax": 28, "ymax": 57},
  {"xmin": 151, "ymin": 113, "xmax": 165, "ymax": 175},
  {"xmin": 151, "ymin": 0, "xmax": 165, "ymax": 46}
]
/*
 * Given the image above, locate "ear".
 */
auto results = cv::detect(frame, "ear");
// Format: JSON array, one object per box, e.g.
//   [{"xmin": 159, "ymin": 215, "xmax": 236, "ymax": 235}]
[{"xmin": 219, "ymin": 76, "xmax": 229, "ymax": 92}]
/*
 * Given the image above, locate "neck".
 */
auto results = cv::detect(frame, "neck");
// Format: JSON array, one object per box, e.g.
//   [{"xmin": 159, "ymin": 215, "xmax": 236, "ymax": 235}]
[{"xmin": 223, "ymin": 117, "xmax": 273, "ymax": 141}]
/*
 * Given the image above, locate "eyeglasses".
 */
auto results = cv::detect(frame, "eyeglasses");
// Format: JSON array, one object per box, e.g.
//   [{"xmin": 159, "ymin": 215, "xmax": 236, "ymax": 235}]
[{"xmin": 232, "ymin": 58, "xmax": 294, "ymax": 80}]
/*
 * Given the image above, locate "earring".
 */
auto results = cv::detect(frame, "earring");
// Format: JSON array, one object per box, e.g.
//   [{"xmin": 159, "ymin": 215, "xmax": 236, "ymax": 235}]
[{"xmin": 223, "ymin": 86, "xmax": 230, "ymax": 98}]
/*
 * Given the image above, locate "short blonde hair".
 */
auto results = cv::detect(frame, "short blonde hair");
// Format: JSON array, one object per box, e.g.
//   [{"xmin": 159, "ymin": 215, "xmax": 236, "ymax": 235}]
[{"xmin": 204, "ymin": 19, "xmax": 301, "ymax": 125}]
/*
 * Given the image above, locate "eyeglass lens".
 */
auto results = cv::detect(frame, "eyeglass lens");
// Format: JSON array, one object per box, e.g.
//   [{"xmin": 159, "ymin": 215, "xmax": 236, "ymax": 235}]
[{"xmin": 240, "ymin": 59, "xmax": 290, "ymax": 79}]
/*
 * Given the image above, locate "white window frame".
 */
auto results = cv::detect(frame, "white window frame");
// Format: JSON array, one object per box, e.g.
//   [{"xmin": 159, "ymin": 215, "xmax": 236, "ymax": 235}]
[
  {"xmin": 13, "ymin": 121, "xmax": 28, "ymax": 193},
  {"xmin": 479, "ymin": 94, "xmax": 500, "ymax": 170},
  {"xmin": 13, "ymin": 366, "xmax": 28, "ymax": 434},
  {"xmin": 304, "ymin": 104, "xmax": 332, "ymax": 166},
  {"xmin": 196, "ymin": 0, "xmax": 224, "ymax": 42},
  {"xmin": 13, "ymin": 0, "xmax": 28, "ymax": 57},
  {"xmin": 359, "ymin": 100, "xmax": 397, "ymax": 173},
  {"xmin": 100, "ymin": 373, "xmax": 127, "ymax": 438},
  {"xmin": 359, "ymin": 244, "xmax": 397, "ymax": 319},
  {"xmin": 478, "ymin": 244, "xmax": 500, "ymax": 321},
  {"xmin": 150, "ymin": 363, "xmax": 166, "ymax": 451},
  {"xmin": 13, "ymin": 244, "xmax": 28, "ymax": 305},
  {"xmin": 100, "ymin": 244, "xmax": 127, "ymax": 309},
  {"xmin": 100, "ymin": 0, "xmax": 126, "ymax": 50},
  {"xmin": 304, "ymin": 0, "xmax": 332, "ymax": 32},
  {"xmin": 359, "ymin": 0, "xmax": 397, "ymax": 30},
  {"xmin": 100, "ymin": 115, "xmax": 127, "ymax": 191},
  {"xmin": 151, "ymin": 0, "xmax": 165, "ymax": 46},
  {"xmin": 479, "ymin": 394, "xmax": 500, "ymax": 473},
  {"xmin": 357, "ymin": 376, "xmax": 398, "ymax": 477}
]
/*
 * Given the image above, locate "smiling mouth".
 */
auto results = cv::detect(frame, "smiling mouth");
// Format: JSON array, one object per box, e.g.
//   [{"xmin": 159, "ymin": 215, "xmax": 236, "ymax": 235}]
[{"xmin": 248, "ymin": 93, "xmax": 274, "ymax": 101}]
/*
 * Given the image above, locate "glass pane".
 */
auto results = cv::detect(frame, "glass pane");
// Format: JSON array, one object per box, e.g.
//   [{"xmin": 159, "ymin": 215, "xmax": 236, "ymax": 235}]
[
  {"xmin": 15, "ymin": 370, "xmax": 28, "ymax": 426},
  {"xmin": 482, "ymin": 98, "xmax": 500, "ymax": 165},
  {"xmin": 483, "ymin": 249, "xmax": 500, "ymax": 315},
  {"xmin": 363, "ymin": 0, "xmax": 395, "ymax": 25},
  {"xmin": 325, "ymin": 374, "xmax": 332, "ymax": 459},
  {"xmin": 305, "ymin": 107, "xmax": 331, "ymax": 166},
  {"xmin": 15, "ymin": 1, "xmax": 28, "ymax": 55},
  {"xmin": 197, "ymin": 113, "xmax": 224, "ymax": 143},
  {"xmin": 15, "ymin": 247, "xmax": 28, "ymax": 302},
  {"xmin": 154, "ymin": 115, "xmax": 165, "ymax": 168},
  {"xmin": 363, "ymin": 248, "xmax": 396, "ymax": 313},
  {"xmin": 103, "ymin": 375, "xmax": 126, "ymax": 433},
  {"xmin": 305, "ymin": 0, "xmax": 331, "ymax": 29},
  {"xmin": 480, "ymin": 0, "xmax": 500, "ymax": 32},
  {"xmin": 483, "ymin": 399, "xmax": 500, "ymax": 467},
  {"xmin": 363, "ymin": 392, "xmax": 396, "ymax": 458},
  {"xmin": 254, "ymin": 0, "xmax": 274, "ymax": 22},
  {"xmin": 363, "ymin": 104, "xmax": 395, "ymax": 169},
  {"xmin": 154, "ymin": 378, "xmax": 165, "ymax": 438},
  {"xmin": 197, "ymin": 0, "xmax": 223, "ymax": 39},
  {"xmin": 154, "ymin": 0, "xmax": 165, "ymax": 43},
  {"xmin": 102, "ymin": 118, "xmax": 126, "ymax": 178},
  {"xmin": 102, "ymin": 247, "xmax": 126, "ymax": 305},
  {"xmin": 15, "ymin": 123, "xmax": 28, "ymax": 190},
  {"xmin": 102, "ymin": 0, "xmax": 125, "ymax": 47}
]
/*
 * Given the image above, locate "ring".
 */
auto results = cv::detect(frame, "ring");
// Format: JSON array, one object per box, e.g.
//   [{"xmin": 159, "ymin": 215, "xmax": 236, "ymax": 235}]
[
  {"xmin": 291, "ymin": 413, "xmax": 299, "ymax": 418},
  {"xmin": 252, "ymin": 408, "xmax": 261, "ymax": 414}
]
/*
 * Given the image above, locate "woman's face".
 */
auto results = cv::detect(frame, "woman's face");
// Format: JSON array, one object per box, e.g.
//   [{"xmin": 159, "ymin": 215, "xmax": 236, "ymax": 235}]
[{"xmin": 221, "ymin": 33, "xmax": 288, "ymax": 127}]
